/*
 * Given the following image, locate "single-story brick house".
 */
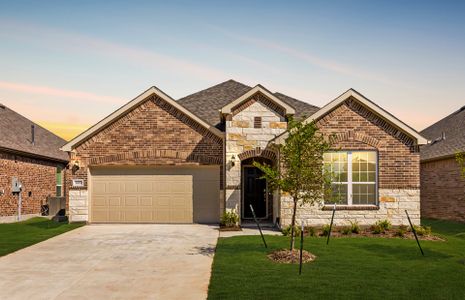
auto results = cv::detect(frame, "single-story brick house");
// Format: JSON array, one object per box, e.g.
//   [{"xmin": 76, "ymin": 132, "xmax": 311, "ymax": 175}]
[
  {"xmin": 420, "ymin": 106, "xmax": 465, "ymax": 223},
  {"xmin": 0, "ymin": 103, "xmax": 68, "ymax": 223},
  {"xmin": 62, "ymin": 80, "xmax": 427, "ymax": 226}
]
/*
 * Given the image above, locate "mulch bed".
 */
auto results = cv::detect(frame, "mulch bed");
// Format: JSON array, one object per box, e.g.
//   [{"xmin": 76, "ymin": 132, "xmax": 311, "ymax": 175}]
[
  {"xmin": 219, "ymin": 225, "xmax": 242, "ymax": 231},
  {"xmin": 314, "ymin": 229, "xmax": 444, "ymax": 241},
  {"xmin": 268, "ymin": 249, "xmax": 316, "ymax": 264}
]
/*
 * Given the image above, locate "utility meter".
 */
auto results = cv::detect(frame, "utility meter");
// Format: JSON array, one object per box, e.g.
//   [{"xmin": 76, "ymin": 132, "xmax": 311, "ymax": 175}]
[{"xmin": 12, "ymin": 177, "xmax": 22, "ymax": 193}]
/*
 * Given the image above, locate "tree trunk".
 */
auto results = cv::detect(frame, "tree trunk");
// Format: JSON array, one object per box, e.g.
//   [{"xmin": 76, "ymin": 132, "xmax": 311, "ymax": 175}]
[{"xmin": 289, "ymin": 196, "xmax": 298, "ymax": 251}]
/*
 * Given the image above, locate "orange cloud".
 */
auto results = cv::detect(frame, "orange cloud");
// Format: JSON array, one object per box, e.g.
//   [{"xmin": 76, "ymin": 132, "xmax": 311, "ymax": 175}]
[
  {"xmin": 0, "ymin": 81, "xmax": 122, "ymax": 104},
  {"xmin": 36, "ymin": 121, "xmax": 90, "ymax": 141}
]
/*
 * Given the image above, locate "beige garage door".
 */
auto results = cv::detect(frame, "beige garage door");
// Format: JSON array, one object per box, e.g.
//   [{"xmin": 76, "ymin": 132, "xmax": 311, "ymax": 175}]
[{"xmin": 90, "ymin": 166, "xmax": 219, "ymax": 223}]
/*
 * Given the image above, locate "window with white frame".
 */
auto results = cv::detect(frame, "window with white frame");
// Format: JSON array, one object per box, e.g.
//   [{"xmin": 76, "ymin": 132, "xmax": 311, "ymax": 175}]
[
  {"xmin": 56, "ymin": 166, "xmax": 63, "ymax": 197},
  {"xmin": 324, "ymin": 151, "xmax": 377, "ymax": 205}
]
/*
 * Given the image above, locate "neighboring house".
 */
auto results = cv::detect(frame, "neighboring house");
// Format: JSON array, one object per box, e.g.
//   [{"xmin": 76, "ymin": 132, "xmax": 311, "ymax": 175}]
[
  {"xmin": 420, "ymin": 107, "xmax": 465, "ymax": 222},
  {"xmin": 62, "ymin": 80, "xmax": 426, "ymax": 226},
  {"xmin": 0, "ymin": 103, "xmax": 68, "ymax": 222}
]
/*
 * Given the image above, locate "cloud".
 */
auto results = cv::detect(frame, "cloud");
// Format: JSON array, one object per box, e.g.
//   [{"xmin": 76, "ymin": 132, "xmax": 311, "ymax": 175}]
[
  {"xmin": 0, "ymin": 81, "xmax": 123, "ymax": 104},
  {"xmin": 0, "ymin": 19, "xmax": 229, "ymax": 82},
  {"xmin": 214, "ymin": 27, "xmax": 393, "ymax": 85}
]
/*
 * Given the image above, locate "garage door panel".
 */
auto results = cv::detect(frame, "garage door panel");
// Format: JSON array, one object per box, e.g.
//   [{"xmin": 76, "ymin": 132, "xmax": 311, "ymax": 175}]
[
  {"xmin": 108, "ymin": 182, "xmax": 120, "ymax": 193},
  {"xmin": 124, "ymin": 211, "xmax": 140, "ymax": 222},
  {"xmin": 93, "ymin": 182, "xmax": 107, "ymax": 194},
  {"xmin": 93, "ymin": 196, "xmax": 108, "ymax": 207},
  {"xmin": 124, "ymin": 182, "xmax": 138, "ymax": 193},
  {"xmin": 124, "ymin": 196, "xmax": 139, "ymax": 206},
  {"xmin": 90, "ymin": 167, "xmax": 219, "ymax": 223},
  {"xmin": 140, "ymin": 196, "xmax": 153, "ymax": 206},
  {"xmin": 108, "ymin": 196, "xmax": 122, "ymax": 206}
]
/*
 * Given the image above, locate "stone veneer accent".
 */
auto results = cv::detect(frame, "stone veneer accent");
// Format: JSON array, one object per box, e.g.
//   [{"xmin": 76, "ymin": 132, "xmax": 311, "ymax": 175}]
[
  {"xmin": 421, "ymin": 157, "xmax": 465, "ymax": 222},
  {"xmin": 69, "ymin": 190, "xmax": 88, "ymax": 222},
  {"xmin": 280, "ymin": 189, "xmax": 420, "ymax": 226},
  {"xmin": 67, "ymin": 94, "xmax": 223, "ymax": 223},
  {"xmin": 225, "ymin": 93, "xmax": 287, "ymax": 219}
]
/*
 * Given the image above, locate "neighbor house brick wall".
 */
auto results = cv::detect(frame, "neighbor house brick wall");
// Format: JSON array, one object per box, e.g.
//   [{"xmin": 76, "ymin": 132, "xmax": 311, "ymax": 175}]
[
  {"xmin": 0, "ymin": 150, "xmax": 66, "ymax": 220},
  {"xmin": 280, "ymin": 98, "xmax": 421, "ymax": 226},
  {"xmin": 67, "ymin": 94, "xmax": 223, "ymax": 222},
  {"xmin": 421, "ymin": 157, "xmax": 465, "ymax": 222}
]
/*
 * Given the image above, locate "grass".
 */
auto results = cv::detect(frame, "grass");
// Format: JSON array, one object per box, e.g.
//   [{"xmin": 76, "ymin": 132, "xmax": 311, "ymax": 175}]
[
  {"xmin": 208, "ymin": 219, "xmax": 465, "ymax": 300},
  {"xmin": 0, "ymin": 217, "xmax": 85, "ymax": 257}
]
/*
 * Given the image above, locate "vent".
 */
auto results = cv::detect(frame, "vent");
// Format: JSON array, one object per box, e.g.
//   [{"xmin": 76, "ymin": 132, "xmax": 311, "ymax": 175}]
[
  {"xmin": 31, "ymin": 125, "xmax": 35, "ymax": 145},
  {"xmin": 254, "ymin": 117, "xmax": 262, "ymax": 128},
  {"xmin": 0, "ymin": 103, "xmax": 5, "ymax": 109}
]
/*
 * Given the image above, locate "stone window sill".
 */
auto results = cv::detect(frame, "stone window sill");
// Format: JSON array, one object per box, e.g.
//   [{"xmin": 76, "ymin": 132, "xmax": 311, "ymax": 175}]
[{"xmin": 322, "ymin": 205, "xmax": 379, "ymax": 211}]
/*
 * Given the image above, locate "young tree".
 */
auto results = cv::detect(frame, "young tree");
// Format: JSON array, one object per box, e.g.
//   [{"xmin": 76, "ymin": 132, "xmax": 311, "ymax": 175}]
[
  {"xmin": 456, "ymin": 152, "xmax": 465, "ymax": 178},
  {"xmin": 254, "ymin": 117, "xmax": 332, "ymax": 250}
]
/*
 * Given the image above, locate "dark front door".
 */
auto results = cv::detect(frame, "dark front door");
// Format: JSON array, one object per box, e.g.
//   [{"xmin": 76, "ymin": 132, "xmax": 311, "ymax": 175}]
[{"xmin": 243, "ymin": 166, "xmax": 267, "ymax": 219}]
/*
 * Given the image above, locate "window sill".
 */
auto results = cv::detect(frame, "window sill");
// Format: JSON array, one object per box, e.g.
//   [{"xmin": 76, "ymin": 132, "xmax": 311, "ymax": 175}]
[{"xmin": 322, "ymin": 205, "xmax": 379, "ymax": 211}]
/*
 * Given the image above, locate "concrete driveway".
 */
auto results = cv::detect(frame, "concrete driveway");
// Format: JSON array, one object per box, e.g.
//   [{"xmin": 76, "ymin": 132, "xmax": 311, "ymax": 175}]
[{"xmin": 0, "ymin": 224, "xmax": 218, "ymax": 300}]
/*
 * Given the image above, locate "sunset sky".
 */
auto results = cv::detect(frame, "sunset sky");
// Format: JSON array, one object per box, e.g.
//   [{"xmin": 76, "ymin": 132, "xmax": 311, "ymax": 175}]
[{"xmin": 1, "ymin": 1, "xmax": 464, "ymax": 141}]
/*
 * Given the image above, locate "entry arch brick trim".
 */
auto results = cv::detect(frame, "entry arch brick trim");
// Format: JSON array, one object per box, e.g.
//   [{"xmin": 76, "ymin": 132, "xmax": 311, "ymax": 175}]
[{"xmin": 238, "ymin": 148, "xmax": 277, "ymax": 161}]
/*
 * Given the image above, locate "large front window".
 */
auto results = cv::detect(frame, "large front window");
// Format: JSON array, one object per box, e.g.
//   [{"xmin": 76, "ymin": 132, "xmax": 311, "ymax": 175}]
[{"xmin": 324, "ymin": 151, "xmax": 377, "ymax": 205}]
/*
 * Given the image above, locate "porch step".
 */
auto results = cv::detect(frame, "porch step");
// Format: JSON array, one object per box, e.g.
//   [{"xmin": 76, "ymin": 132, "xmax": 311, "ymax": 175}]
[{"xmin": 241, "ymin": 221, "xmax": 277, "ymax": 229}]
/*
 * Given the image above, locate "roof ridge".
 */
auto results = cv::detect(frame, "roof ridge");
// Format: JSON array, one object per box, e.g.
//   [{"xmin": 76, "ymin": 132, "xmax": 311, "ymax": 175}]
[{"xmin": 178, "ymin": 79, "xmax": 251, "ymax": 101}]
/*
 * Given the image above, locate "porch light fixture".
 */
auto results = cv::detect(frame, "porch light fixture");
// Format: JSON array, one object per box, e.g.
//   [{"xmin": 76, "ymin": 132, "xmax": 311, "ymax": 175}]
[{"xmin": 231, "ymin": 155, "xmax": 236, "ymax": 167}]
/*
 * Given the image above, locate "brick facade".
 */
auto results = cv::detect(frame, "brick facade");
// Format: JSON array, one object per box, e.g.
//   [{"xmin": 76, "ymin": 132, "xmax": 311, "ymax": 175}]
[
  {"xmin": 317, "ymin": 99, "xmax": 420, "ymax": 189},
  {"xmin": 67, "ymin": 94, "xmax": 224, "ymax": 222},
  {"xmin": 280, "ymin": 99, "xmax": 421, "ymax": 226},
  {"xmin": 0, "ymin": 150, "xmax": 66, "ymax": 220},
  {"xmin": 421, "ymin": 157, "xmax": 465, "ymax": 222}
]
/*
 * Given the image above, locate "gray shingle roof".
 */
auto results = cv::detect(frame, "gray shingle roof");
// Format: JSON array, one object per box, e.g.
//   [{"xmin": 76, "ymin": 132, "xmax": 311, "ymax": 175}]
[
  {"xmin": 177, "ymin": 80, "xmax": 320, "ymax": 129},
  {"xmin": 0, "ymin": 103, "xmax": 69, "ymax": 162},
  {"xmin": 420, "ymin": 106, "xmax": 465, "ymax": 161}
]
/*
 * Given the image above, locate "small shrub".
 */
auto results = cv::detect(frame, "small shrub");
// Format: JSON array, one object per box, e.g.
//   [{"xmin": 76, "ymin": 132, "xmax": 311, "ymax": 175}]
[
  {"xmin": 378, "ymin": 219, "xmax": 392, "ymax": 231},
  {"xmin": 349, "ymin": 221, "xmax": 361, "ymax": 234},
  {"xmin": 395, "ymin": 228, "xmax": 406, "ymax": 237},
  {"xmin": 282, "ymin": 225, "xmax": 301, "ymax": 237},
  {"xmin": 305, "ymin": 226, "xmax": 316, "ymax": 237},
  {"xmin": 220, "ymin": 211, "xmax": 239, "ymax": 227},
  {"xmin": 341, "ymin": 226, "xmax": 352, "ymax": 235},
  {"xmin": 371, "ymin": 224, "xmax": 384, "ymax": 234},
  {"xmin": 320, "ymin": 224, "xmax": 331, "ymax": 236},
  {"xmin": 412, "ymin": 225, "xmax": 432, "ymax": 236}
]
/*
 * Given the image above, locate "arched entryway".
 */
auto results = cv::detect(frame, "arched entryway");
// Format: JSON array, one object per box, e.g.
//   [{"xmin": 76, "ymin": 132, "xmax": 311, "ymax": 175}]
[{"xmin": 241, "ymin": 157, "xmax": 274, "ymax": 221}]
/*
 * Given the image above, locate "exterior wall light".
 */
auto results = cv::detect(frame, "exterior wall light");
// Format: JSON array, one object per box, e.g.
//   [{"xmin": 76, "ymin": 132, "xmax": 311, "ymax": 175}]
[{"xmin": 231, "ymin": 155, "xmax": 236, "ymax": 167}]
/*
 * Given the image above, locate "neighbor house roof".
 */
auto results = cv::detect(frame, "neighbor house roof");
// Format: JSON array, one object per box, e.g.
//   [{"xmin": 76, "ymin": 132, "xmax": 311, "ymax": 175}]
[
  {"xmin": 177, "ymin": 80, "xmax": 319, "ymax": 128},
  {"xmin": 0, "ymin": 103, "xmax": 68, "ymax": 162},
  {"xmin": 420, "ymin": 106, "xmax": 465, "ymax": 162},
  {"xmin": 273, "ymin": 88, "xmax": 428, "ymax": 145},
  {"xmin": 61, "ymin": 86, "xmax": 224, "ymax": 152}
]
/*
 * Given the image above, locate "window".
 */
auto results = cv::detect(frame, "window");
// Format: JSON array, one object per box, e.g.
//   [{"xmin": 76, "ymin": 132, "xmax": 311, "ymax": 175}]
[
  {"xmin": 254, "ymin": 117, "xmax": 262, "ymax": 128},
  {"xmin": 324, "ymin": 151, "xmax": 377, "ymax": 205},
  {"xmin": 56, "ymin": 166, "xmax": 63, "ymax": 197}
]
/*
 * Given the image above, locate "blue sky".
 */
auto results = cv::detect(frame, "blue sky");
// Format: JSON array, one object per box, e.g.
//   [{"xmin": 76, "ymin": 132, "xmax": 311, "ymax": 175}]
[{"xmin": 0, "ymin": 0, "xmax": 464, "ymax": 139}]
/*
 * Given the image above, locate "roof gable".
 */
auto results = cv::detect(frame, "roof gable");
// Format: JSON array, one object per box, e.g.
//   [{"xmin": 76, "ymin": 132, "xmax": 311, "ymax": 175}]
[
  {"xmin": 177, "ymin": 80, "xmax": 319, "ymax": 128},
  {"xmin": 0, "ymin": 104, "xmax": 68, "ymax": 162},
  {"xmin": 61, "ymin": 87, "xmax": 224, "ymax": 152},
  {"xmin": 273, "ymin": 89, "xmax": 427, "ymax": 145},
  {"xmin": 220, "ymin": 85, "xmax": 296, "ymax": 115}
]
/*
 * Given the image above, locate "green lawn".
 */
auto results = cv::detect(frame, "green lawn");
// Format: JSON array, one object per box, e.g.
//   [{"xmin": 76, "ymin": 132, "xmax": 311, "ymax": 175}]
[
  {"xmin": 208, "ymin": 219, "xmax": 465, "ymax": 300},
  {"xmin": 0, "ymin": 217, "xmax": 85, "ymax": 257}
]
